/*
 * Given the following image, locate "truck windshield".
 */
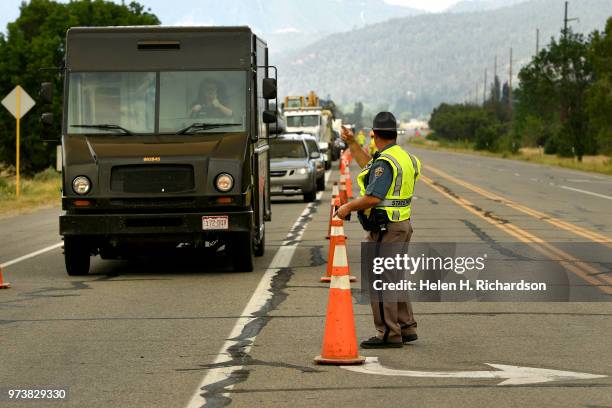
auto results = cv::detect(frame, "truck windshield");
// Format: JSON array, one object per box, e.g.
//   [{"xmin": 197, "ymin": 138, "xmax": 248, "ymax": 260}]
[
  {"xmin": 67, "ymin": 72, "xmax": 156, "ymax": 134},
  {"xmin": 66, "ymin": 71, "xmax": 247, "ymax": 135},
  {"xmin": 270, "ymin": 140, "xmax": 307, "ymax": 159},
  {"xmin": 286, "ymin": 115, "xmax": 319, "ymax": 127},
  {"xmin": 159, "ymin": 71, "xmax": 246, "ymax": 133}
]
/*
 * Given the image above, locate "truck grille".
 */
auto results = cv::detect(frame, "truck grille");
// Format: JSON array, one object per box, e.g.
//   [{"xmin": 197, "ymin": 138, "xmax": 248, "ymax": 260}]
[{"xmin": 111, "ymin": 164, "xmax": 195, "ymax": 194}]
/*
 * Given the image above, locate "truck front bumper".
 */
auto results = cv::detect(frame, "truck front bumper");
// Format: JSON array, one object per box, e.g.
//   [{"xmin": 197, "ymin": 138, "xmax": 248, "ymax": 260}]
[{"xmin": 60, "ymin": 210, "xmax": 253, "ymax": 236}]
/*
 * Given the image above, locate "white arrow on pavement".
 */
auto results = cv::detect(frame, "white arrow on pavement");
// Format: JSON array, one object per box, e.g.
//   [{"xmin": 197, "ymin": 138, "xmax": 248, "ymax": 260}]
[{"xmin": 342, "ymin": 357, "xmax": 607, "ymax": 386}]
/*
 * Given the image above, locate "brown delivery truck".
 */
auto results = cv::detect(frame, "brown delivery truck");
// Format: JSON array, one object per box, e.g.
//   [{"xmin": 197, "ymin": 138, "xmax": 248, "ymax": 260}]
[{"xmin": 43, "ymin": 26, "xmax": 277, "ymax": 274}]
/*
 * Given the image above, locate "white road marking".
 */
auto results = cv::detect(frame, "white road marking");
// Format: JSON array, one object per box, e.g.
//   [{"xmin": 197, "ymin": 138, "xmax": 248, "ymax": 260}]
[
  {"xmin": 185, "ymin": 190, "xmax": 323, "ymax": 408},
  {"xmin": 560, "ymin": 185, "xmax": 612, "ymax": 201},
  {"xmin": 343, "ymin": 356, "xmax": 607, "ymax": 386},
  {"xmin": 1, "ymin": 242, "xmax": 63, "ymax": 268}
]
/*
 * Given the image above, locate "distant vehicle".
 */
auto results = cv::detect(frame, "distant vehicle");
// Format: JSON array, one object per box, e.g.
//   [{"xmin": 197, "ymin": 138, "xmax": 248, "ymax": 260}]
[
  {"xmin": 300, "ymin": 134, "xmax": 326, "ymax": 191},
  {"xmin": 269, "ymin": 134, "xmax": 321, "ymax": 202},
  {"xmin": 331, "ymin": 130, "xmax": 346, "ymax": 160},
  {"xmin": 45, "ymin": 26, "xmax": 278, "ymax": 275},
  {"xmin": 284, "ymin": 106, "xmax": 333, "ymax": 169}
]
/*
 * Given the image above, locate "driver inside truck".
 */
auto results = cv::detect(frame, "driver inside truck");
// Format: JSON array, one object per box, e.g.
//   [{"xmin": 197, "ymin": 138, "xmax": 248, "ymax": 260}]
[{"xmin": 190, "ymin": 79, "xmax": 233, "ymax": 118}]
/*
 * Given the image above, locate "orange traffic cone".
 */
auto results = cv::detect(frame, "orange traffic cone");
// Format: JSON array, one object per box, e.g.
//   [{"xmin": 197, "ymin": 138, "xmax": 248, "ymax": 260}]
[
  {"xmin": 321, "ymin": 212, "xmax": 355, "ymax": 283},
  {"xmin": 339, "ymin": 174, "xmax": 348, "ymax": 205},
  {"xmin": 315, "ymin": 234, "xmax": 365, "ymax": 365},
  {"xmin": 344, "ymin": 166, "xmax": 353, "ymax": 199},
  {"xmin": 326, "ymin": 183, "xmax": 340, "ymax": 239},
  {"xmin": 0, "ymin": 266, "xmax": 10, "ymax": 289}
]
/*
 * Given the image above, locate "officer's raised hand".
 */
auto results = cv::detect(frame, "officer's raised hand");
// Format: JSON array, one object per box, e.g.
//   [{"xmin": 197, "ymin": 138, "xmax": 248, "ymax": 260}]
[{"xmin": 341, "ymin": 125, "xmax": 356, "ymax": 145}]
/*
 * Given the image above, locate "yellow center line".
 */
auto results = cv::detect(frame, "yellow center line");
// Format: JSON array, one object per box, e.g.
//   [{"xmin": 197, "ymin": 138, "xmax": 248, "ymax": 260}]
[
  {"xmin": 425, "ymin": 164, "xmax": 612, "ymax": 287},
  {"xmin": 425, "ymin": 165, "xmax": 612, "ymax": 246},
  {"xmin": 420, "ymin": 175, "xmax": 612, "ymax": 295}
]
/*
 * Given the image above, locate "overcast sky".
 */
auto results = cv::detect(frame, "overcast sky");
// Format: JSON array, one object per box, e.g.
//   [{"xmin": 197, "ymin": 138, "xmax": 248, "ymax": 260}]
[{"xmin": 0, "ymin": 0, "xmax": 463, "ymax": 34}]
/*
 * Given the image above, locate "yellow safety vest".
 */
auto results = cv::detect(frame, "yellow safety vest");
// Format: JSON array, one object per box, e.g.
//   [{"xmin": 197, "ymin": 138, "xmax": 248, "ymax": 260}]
[
  {"xmin": 357, "ymin": 132, "xmax": 366, "ymax": 147},
  {"xmin": 357, "ymin": 145, "xmax": 421, "ymax": 222},
  {"xmin": 368, "ymin": 139, "xmax": 377, "ymax": 155}
]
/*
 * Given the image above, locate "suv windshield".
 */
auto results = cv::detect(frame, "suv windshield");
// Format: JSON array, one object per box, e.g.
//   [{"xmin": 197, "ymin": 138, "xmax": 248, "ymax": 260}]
[
  {"xmin": 286, "ymin": 115, "xmax": 319, "ymax": 127},
  {"xmin": 67, "ymin": 72, "xmax": 156, "ymax": 134},
  {"xmin": 270, "ymin": 140, "xmax": 307, "ymax": 159},
  {"xmin": 66, "ymin": 71, "xmax": 247, "ymax": 134},
  {"xmin": 159, "ymin": 71, "xmax": 246, "ymax": 133}
]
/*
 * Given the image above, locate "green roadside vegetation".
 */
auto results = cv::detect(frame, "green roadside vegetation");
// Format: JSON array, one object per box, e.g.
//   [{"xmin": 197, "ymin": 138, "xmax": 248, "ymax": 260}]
[
  {"xmin": 426, "ymin": 18, "xmax": 612, "ymax": 172},
  {"xmin": 0, "ymin": 167, "xmax": 61, "ymax": 216},
  {"xmin": 0, "ymin": 0, "xmax": 160, "ymax": 217}
]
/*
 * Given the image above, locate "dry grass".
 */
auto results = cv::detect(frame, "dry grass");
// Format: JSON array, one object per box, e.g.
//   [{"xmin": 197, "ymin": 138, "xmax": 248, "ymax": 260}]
[
  {"xmin": 407, "ymin": 138, "xmax": 612, "ymax": 175},
  {"xmin": 0, "ymin": 168, "xmax": 61, "ymax": 217}
]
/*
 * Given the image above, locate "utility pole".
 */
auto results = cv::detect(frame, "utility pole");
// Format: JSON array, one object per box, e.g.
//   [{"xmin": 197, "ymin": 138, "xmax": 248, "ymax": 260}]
[
  {"xmin": 508, "ymin": 47, "xmax": 513, "ymax": 114},
  {"xmin": 536, "ymin": 28, "xmax": 540, "ymax": 55},
  {"xmin": 563, "ymin": 1, "xmax": 578, "ymax": 37},
  {"xmin": 561, "ymin": 1, "xmax": 578, "ymax": 123},
  {"xmin": 483, "ymin": 68, "xmax": 488, "ymax": 105}
]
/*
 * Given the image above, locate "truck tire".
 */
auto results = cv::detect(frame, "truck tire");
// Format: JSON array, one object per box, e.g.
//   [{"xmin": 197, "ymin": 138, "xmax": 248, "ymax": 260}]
[
  {"xmin": 231, "ymin": 232, "xmax": 254, "ymax": 272},
  {"xmin": 64, "ymin": 237, "xmax": 91, "ymax": 276},
  {"xmin": 254, "ymin": 226, "xmax": 265, "ymax": 257}
]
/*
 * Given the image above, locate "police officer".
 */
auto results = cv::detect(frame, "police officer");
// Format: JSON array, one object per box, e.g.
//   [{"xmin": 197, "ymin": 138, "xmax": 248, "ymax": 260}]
[{"xmin": 336, "ymin": 112, "xmax": 421, "ymax": 349}]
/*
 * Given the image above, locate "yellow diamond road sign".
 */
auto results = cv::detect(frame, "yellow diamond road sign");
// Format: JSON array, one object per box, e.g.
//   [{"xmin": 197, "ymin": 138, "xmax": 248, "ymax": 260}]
[{"xmin": 2, "ymin": 85, "xmax": 36, "ymax": 119}]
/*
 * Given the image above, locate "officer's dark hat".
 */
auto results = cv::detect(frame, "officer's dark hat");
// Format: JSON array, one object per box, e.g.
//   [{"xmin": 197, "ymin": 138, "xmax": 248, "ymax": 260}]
[{"xmin": 372, "ymin": 111, "xmax": 398, "ymax": 131}]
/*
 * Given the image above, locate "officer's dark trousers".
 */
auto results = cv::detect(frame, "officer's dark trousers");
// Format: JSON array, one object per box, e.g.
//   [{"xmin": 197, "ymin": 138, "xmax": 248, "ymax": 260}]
[{"xmin": 366, "ymin": 219, "xmax": 416, "ymax": 343}]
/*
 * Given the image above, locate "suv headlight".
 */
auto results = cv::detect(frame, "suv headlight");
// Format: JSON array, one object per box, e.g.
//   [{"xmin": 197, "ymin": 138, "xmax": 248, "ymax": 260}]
[
  {"xmin": 298, "ymin": 167, "xmax": 309, "ymax": 175},
  {"xmin": 215, "ymin": 173, "xmax": 234, "ymax": 192},
  {"xmin": 72, "ymin": 176, "xmax": 91, "ymax": 195}
]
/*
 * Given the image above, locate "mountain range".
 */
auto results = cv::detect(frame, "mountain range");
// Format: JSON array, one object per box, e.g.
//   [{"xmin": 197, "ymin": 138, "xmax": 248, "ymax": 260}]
[{"xmin": 274, "ymin": 0, "xmax": 611, "ymax": 117}]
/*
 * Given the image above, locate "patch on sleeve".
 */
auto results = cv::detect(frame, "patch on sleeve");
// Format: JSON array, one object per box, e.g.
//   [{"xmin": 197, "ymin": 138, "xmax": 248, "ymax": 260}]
[{"xmin": 374, "ymin": 166, "xmax": 385, "ymax": 178}]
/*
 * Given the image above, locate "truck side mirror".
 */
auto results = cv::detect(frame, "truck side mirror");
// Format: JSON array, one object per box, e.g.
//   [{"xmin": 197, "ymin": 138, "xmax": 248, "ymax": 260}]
[
  {"xmin": 41, "ymin": 112, "xmax": 54, "ymax": 126},
  {"xmin": 310, "ymin": 151, "xmax": 320, "ymax": 159},
  {"xmin": 40, "ymin": 82, "xmax": 54, "ymax": 104},
  {"xmin": 262, "ymin": 110, "xmax": 277, "ymax": 124},
  {"xmin": 262, "ymin": 78, "xmax": 277, "ymax": 100}
]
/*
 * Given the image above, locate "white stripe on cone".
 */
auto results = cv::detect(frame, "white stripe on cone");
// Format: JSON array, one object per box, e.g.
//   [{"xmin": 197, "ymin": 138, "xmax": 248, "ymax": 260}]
[
  {"xmin": 330, "ymin": 225, "xmax": 345, "ymax": 236},
  {"xmin": 333, "ymin": 244, "xmax": 348, "ymax": 267},
  {"xmin": 330, "ymin": 275, "xmax": 351, "ymax": 290}
]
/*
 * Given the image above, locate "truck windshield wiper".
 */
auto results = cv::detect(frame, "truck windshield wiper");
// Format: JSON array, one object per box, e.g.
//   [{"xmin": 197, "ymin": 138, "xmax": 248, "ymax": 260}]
[
  {"xmin": 70, "ymin": 124, "xmax": 133, "ymax": 135},
  {"xmin": 177, "ymin": 122, "xmax": 242, "ymax": 135}
]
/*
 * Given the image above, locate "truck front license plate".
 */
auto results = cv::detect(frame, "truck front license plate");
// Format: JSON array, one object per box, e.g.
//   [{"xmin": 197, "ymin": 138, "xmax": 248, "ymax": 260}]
[{"xmin": 202, "ymin": 216, "xmax": 229, "ymax": 230}]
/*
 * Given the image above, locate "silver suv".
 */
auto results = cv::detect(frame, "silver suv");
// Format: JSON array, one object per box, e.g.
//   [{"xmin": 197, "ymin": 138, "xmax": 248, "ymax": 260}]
[{"xmin": 269, "ymin": 134, "xmax": 324, "ymax": 202}]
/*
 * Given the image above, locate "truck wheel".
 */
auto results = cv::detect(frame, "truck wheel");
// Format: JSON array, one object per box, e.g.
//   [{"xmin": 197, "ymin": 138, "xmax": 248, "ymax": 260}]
[
  {"xmin": 254, "ymin": 226, "xmax": 265, "ymax": 257},
  {"xmin": 316, "ymin": 175, "xmax": 325, "ymax": 191},
  {"xmin": 64, "ymin": 237, "xmax": 91, "ymax": 276},
  {"xmin": 303, "ymin": 190, "xmax": 316, "ymax": 202},
  {"xmin": 231, "ymin": 232, "xmax": 254, "ymax": 272}
]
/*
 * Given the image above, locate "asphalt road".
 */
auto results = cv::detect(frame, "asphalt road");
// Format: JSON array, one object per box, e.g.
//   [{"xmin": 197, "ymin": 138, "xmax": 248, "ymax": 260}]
[{"xmin": 1, "ymin": 148, "xmax": 611, "ymax": 408}]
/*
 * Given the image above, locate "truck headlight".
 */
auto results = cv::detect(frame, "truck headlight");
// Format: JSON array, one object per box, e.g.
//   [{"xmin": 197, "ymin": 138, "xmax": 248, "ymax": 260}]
[
  {"xmin": 72, "ymin": 176, "xmax": 91, "ymax": 195},
  {"xmin": 215, "ymin": 173, "xmax": 234, "ymax": 192},
  {"xmin": 298, "ymin": 167, "xmax": 309, "ymax": 175}
]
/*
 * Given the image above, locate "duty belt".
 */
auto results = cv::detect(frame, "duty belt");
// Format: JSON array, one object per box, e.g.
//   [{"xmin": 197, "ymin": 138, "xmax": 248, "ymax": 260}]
[{"xmin": 375, "ymin": 198, "xmax": 412, "ymax": 208}]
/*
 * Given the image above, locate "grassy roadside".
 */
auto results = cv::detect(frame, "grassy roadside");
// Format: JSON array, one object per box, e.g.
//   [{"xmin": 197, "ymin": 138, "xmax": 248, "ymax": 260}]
[
  {"xmin": 406, "ymin": 138, "xmax": 612, "ymax": 176},
  {"xmin": 0, "ymin": 168, "xmax": 61, "ymax": 217}
]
